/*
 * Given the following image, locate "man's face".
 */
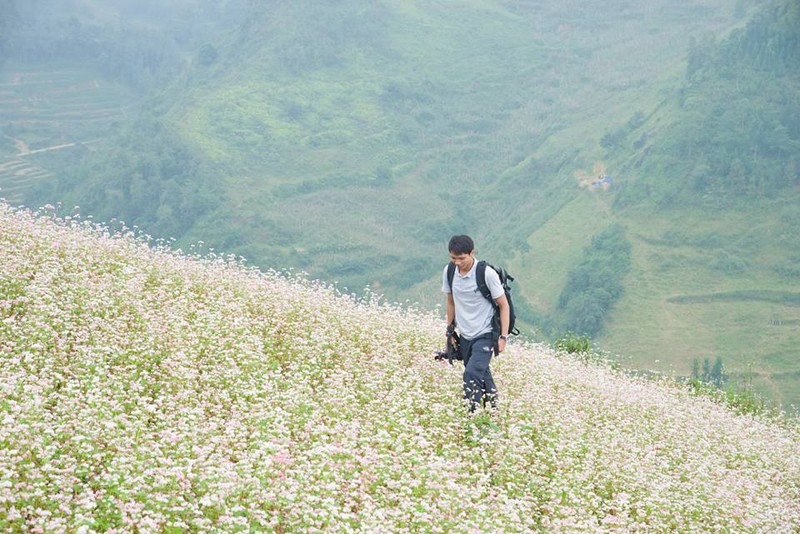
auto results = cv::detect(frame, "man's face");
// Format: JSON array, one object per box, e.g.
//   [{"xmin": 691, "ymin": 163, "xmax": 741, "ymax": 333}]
[{"xmin": 449, "ymin": 251, "xmax": 474, "ymax": 270}]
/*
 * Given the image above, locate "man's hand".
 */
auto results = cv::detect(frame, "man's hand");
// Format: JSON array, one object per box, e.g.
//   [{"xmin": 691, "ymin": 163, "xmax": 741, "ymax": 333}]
[
  {"xmin": 497, "ymin": 338, "xmax": 507, "ymax": 353},
  {"xmin": 447, "ymin": 334, "xmax": 458, "ymax": 349},
  {"xmin": 446, "ymin": 323, "xmax": 459, "ymax": 350}
]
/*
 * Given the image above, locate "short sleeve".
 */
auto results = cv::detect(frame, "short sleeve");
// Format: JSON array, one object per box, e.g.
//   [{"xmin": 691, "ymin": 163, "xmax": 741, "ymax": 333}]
[
  {"xmin": 441, "ymin": 264, "xmax": 452, "ymax": 294},
  {"xmin": 484, "ymin": 266, "xmax": 505, "ymax": 300}
]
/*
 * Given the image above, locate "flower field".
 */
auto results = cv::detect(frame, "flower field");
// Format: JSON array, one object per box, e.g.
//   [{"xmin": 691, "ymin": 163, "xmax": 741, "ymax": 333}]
[{"xmin": 1, "ymin": 202, "xmax": 799, "ymax": 533}]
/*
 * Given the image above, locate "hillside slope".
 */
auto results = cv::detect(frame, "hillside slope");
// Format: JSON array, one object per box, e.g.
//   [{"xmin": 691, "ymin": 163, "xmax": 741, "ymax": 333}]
[
  {"xmin": 161, "ymin": 0, "xmax": 759, "ymax": 299},
  {"xmin": 507, "ymin": 0, "xmax": 800, "ymax": 407},
  {"xmin": 9, "ymin": 0, "xmax": 795, "ymax": 403},
  {"xmin": 614, "ymin": 0, "xmax": 800, "ymax": 208},
  {"xmin": 1, "ymin": 201, "xmax": 799, "ymax": 532}
]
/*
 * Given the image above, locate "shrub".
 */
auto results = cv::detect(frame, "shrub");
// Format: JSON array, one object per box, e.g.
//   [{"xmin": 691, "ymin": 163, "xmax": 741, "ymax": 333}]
[{"xmin": 554, "ymin": 331, "xmax": 591, "ymax": 353}]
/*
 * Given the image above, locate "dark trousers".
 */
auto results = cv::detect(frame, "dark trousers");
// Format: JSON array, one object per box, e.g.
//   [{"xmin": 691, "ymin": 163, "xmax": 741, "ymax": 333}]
[{"xmin": 459, "ymin": 333, "xmax": 497, "ymax": 412}]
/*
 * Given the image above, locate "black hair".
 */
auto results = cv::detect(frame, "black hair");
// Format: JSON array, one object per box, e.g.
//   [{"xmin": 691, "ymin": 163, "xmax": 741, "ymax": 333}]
[{"xmin": 448, "ymin": 235, "xmax": 474, "ymax": 254}]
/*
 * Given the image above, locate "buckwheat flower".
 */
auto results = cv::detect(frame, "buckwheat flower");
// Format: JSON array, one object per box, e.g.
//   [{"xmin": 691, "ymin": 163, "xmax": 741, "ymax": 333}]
[{"xmin": 2, "ymin": 202, "xmax": 800, "ymax": 532}]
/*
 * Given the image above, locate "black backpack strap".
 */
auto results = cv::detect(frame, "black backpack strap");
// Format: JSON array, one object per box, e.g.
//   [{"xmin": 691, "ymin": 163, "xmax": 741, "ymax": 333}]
[
  {"xmin": 475, "ymin": 261, "xmax": 493, "ymax": 302},
  {"xmin": 477, "ymin": 261, "xmax": 504, "ymax": 352}
]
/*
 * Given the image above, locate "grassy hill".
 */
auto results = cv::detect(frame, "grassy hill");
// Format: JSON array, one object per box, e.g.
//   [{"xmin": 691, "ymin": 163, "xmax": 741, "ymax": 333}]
[
  {"xmin": 4, "ymin": 0, "xmax": 799, "ymax": 410},
  {"xmin": 2, "ymin": 201, "xmax": 800, "ymax": 531},
  {"xmin": 581, "ymin": 0, "xmax": 800, "ymax": 406},
  {"xmin": 158, "ymin": 0, "xmax": 765, "ymax": 298},
  {"xmin": 507, "ymin": 192, "xmax": 800, "ymax": 409}
]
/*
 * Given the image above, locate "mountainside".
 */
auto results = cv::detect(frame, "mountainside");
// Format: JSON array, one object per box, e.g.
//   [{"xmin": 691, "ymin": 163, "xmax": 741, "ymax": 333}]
[
  {"xmin": 2, "ymin": 201, "xmax": 799, "ymax": 532},
  {"xmin": 573, "ymin": 0, "xmax": 800, "ymax": 407},
  {"xmin": 614, "ymin": 0, "xmax": 800, "ymax": 208},
  {"xmin": 3, "ymin": 0, "xmax": 799, "ymax": 409},
  {"xmin": 135, "ymin": 0, "xmax": 767, "ymax": 297}
]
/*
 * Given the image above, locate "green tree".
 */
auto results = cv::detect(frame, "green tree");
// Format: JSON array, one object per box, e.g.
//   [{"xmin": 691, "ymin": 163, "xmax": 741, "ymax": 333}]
[
  {"xmin": 710, "ymin": 356, "xmax": 726, "ymax": 387},
  {"xmin": 555, "ymin": 225, "xmax": 631, "ymax": 337}
]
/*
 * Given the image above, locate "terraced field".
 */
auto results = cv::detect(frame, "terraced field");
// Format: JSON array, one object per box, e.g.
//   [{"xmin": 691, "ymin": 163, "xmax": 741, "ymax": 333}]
[
  {"xmin": 0, "ymin": 62, "xmax": 137, "ymax": 204},
  {"xmin": 0, "ymin": 159, "xmax": 53, "ymax": 206}
]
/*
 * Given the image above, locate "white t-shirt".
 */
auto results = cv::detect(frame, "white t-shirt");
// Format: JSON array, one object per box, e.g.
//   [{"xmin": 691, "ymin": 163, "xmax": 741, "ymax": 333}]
[{"xmin": 442, "ymin": 259, "xmax": 504, "ymax": 339}]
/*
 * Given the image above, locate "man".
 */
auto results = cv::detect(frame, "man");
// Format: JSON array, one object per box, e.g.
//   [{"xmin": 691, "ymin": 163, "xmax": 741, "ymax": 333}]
[{"xmin": 442, "ymin": 235, "xmax": 510, "ymax": 412}]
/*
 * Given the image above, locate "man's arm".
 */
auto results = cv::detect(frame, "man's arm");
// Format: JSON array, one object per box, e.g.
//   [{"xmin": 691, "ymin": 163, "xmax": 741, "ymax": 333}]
[
  {"xmin": 446, "ymin": 292, "xmax": 456, "ymax": 345},
  {"xmin": 446, "ymin": 292, "xmax": 456, "ymax": 326},
  {"xmin": 495, "ymin": 294, "xmax": 510, "ymax": 352}
]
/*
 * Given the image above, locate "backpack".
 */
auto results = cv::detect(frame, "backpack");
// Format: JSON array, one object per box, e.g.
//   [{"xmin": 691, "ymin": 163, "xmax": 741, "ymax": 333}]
[{"xmin": 447, "ymin": 260, "xmax": 520, "ymax": 341}]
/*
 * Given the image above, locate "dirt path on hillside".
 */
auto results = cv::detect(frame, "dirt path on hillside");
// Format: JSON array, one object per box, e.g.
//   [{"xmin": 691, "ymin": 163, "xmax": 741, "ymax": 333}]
[
  {"xmin": 5, "ymin": 138, "xmax": 101, "ymax": 158},
  {"xmin": 17, "ymin": 142, "xmax": 77, "ymax": 156}
]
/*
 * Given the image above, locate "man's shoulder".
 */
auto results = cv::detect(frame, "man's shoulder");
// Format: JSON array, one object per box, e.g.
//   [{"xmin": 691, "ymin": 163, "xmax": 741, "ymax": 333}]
[
  {"xmin": 478, "ymin": 261, "xmax": 501, "ymax": 281},
  {"xmin": 478, "ymin": 262, "xmax": 504, "ymax": 299}
]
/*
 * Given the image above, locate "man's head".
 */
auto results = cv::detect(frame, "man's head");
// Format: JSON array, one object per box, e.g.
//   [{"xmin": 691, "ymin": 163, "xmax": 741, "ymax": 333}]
[
  {"xmin": 448, "ymin": 235, "xmax": 474, "ymax": 255},
  {"xmin": 448, "ymin": 235, "xmax": 475, "ymax": 270}
]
